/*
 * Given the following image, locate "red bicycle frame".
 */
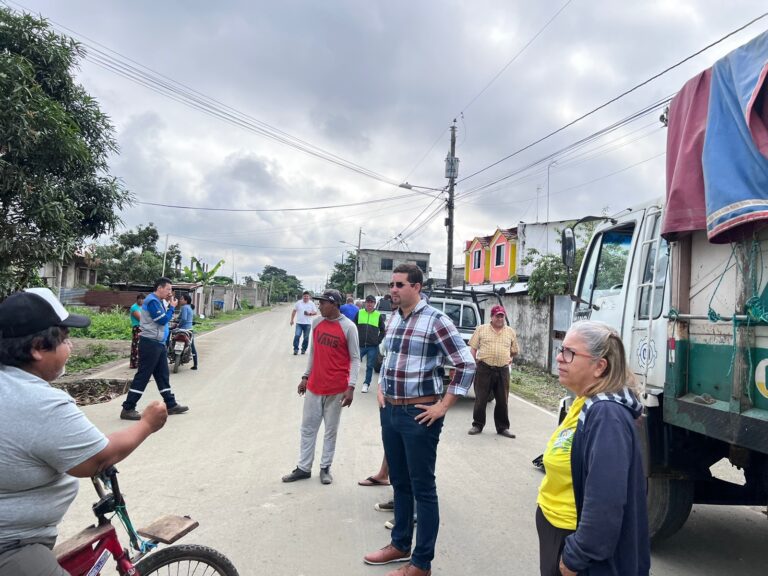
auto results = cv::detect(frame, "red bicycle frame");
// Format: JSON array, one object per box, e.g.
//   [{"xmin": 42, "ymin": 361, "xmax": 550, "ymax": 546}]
[{"xmin": 56, "ymin": 522, "xmax": 136, "ymax": 576}]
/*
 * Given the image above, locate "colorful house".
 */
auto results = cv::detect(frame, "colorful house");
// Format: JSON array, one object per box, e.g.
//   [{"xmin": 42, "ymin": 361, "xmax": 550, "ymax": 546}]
[{"xmin": 464, "ymin": 228, "xmax": 517, "ymax": 286}]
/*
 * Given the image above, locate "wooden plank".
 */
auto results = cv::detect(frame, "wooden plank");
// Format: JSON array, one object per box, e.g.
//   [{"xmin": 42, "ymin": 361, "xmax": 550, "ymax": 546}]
[
  {"xmin": 137, "ymin": 515, "xmax": 198, "ymax": 544},
  {"xmin": 54, "ymin": 523, "xmax": 115, "ymax": 560}
]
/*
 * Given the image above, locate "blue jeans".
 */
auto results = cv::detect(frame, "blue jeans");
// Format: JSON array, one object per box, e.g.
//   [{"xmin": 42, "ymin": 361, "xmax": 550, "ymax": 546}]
[
  {"xmin": 293, "ymin": 323, "xmax": 311, "ymax": 352},
  {"xmin": 381, "ymin": 401, "xmax": 443, "ymax": 571},
  {"xmin": 360, "ymin": 345, "xmax": 378, "ymax": 385}
]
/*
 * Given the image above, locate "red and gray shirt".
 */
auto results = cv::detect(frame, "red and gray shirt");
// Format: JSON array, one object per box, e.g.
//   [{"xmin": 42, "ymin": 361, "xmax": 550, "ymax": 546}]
[{"xmin": 303, "ymin": 315, "xmax": 360, "ymax": 395}]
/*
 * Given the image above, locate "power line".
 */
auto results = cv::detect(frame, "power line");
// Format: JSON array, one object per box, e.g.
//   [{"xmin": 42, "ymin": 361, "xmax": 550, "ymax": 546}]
[{"xmin": 458, "ymin": 11, "xmax": 768, "ymax": 185}]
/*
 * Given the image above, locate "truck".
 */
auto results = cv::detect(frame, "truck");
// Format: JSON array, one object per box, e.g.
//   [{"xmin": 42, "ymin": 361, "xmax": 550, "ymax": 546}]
[{"xmin": 559, "ymin": 31, "xmax": 768, "ymax": 542}]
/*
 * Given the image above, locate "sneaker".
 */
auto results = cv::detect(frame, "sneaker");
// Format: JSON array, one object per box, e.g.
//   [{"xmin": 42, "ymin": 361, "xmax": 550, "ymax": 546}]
[
  {"xmin": 120, "ymin": 409, "xmax": 140, "ymax": 421},
  {"xmin": 497, "ymin": 429, "xmax": 516, "ymax": 438},
  {"xmin": 374, "ymin": 499, "xmax": 394, "ymax": 512},
  {"xmin": 363, "ymin": 544, "xmax": 411, "ymax": 565},
  {"xmin": 320, "ymin": 467, "xmax": 333, "ymax": 485},
  {"xmin": 293, "ymin": 350, "xmax": 298, "ymax": 356},
  {"xmin": 385, "ymin": 515, "xmax": 417, "ymax": 529},
  {"xmin": 468, "ymin": 426, "xmax": 482, "ymax": 435},
  {"xmin": 167, "ymin": 404, "xmax": 189, "ymax": 415},
  {"xmin": 301, "ymin": 350, "xmax": 307, "ymax": 354},
  {"xmin": 282, "ymin": 467, "xmax": 311, "ymax": 482},
  {"xmin": 191, "ymin": 366, "xmax": 198, "ymax": 370},
  {"xmin": 361, "ymin": 383, "xmax": 370, "ymax": 393}
]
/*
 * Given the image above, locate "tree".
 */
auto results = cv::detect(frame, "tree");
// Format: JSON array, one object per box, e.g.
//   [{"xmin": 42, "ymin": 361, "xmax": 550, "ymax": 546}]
[
  {"xmin": 0, "ymin": 9, "xmax": 130, "ymax": 295},
  {"xmin": 326, "ymin": 251, "xmax": 356, "ymax": 295},
  {"xmin": 258, "ymin": 265, "xmax": 303, "ymax": 302}
]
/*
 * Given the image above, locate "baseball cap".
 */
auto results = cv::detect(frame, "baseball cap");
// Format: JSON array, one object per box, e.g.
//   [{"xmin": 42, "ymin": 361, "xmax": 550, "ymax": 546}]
[
  {"xmin": 491, "ymin": 305, "xmax": 506, "ymax": 317},
  {"xmin": 0, "ymin": 288, "xmax": 90, "ymax": 338},
  {"xmin": 314, "ymin": 289, "xmax": 343, "ymax": 306},
  {"xmin": 365, "ymin": 295, "xmax": 376, "ymax": 303}
]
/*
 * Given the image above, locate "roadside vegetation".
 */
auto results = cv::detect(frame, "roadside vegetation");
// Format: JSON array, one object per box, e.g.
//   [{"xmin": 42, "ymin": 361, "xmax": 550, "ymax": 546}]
[
  {"xmin": 66, "ymin": 343, "xmax": 120, "ymax": 373},
  {"xmin": 68, "ymin": 306, "xmax": 131, "ymax": 340},
  {"xmin": 509, "ymin": 364, "xmax": 563, "ymax": 412}
]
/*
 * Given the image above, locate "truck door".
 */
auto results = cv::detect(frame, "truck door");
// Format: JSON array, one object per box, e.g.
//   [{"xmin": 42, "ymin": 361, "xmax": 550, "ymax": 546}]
[{"xmin": 573, "ymin": 221, "xmax": 637, "ymax": 331}]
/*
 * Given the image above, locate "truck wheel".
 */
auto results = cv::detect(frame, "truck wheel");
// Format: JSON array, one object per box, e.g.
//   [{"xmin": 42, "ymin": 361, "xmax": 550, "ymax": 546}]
[{"xmin": 647, "ymin": 476, "xmax": 694, "ymax": 543}]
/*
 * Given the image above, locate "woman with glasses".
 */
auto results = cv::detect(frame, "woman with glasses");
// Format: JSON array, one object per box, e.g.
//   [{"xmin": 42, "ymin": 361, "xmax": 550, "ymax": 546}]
[{"xmin": 536, "ymin": 320, "xmax": 650, "ymax": 576}]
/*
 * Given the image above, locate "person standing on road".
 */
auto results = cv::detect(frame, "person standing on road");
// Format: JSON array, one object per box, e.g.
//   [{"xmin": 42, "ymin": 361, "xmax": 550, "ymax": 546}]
[
  {"xmin": 290, "ymin": 290, "xmax": 318, "ymax": 355},
  {"xmin": 467, "ymin": 304, "xmax": 519, "ymax": 438},
  {"xmin": 176, "ymin": 293, "xmax": 198, "ymax": 370},
  {"xmin": 536, "ymin": 320, "xmax": 650, "ymax": 576},
  {"xmin": 364, "ymin": 264, "xmax": 475, "ymax": 576},
  {"xmin": 356, "ymin": 295, "xmax": 386, "ymax": 393},
  {"xmin": 282, "ymin": 289, "xmax": 360, "ymax": 486},
  {"xmin": 340, "ymin": 295, "xmax": 359, "ymax": 321},
  {"xmin": 121, "ymin": 277, "xmax": 189, "ymax": 421},
  {"xmin": 0, "ymin": 288, "xmax": 167, "ymax": 576},
  {"xmin": 129, "ymin": 293, "xmax": 145, "ymax": 369}
]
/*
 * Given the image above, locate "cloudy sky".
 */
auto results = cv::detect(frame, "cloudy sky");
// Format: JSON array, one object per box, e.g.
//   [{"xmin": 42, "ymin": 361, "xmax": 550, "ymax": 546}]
[{"xmin": 8, "ymin": 0, "xmax": 768, "ymax": 290}]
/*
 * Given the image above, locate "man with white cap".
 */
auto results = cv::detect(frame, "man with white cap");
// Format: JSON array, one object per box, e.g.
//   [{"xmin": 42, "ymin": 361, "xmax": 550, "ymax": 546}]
[
  {"xmin": 467, "ymin": 304, "xmax": 519, "ymax": 438},
  {"xmin": 0, "ymin": 288, "xmax": 166, "ymax": 576}
]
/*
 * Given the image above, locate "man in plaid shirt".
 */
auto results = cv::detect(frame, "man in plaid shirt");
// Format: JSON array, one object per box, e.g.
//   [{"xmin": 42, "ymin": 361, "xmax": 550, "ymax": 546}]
[{"xmin": 363, "ymin": 263, "xmax": 475, "ymax": 576}]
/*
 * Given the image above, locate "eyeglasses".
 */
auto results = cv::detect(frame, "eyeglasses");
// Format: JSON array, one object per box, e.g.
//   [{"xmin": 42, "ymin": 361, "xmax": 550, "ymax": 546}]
[
  {"xmin": 389, "ymin": 282, "xmax": 416, "ymax": 289},
  {"xmin": 556, "ymin": 346, "xmax": 593, "ymax": 364}
]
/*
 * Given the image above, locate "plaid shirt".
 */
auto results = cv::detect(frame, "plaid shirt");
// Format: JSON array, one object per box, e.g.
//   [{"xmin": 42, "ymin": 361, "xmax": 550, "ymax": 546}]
[{"xmin": 381, "ymin": 299, "xmax": 476, "ymax": 399}]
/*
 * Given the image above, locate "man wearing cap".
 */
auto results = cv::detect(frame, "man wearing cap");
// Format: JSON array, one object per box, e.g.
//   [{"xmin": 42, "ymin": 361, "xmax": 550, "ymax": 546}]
[
  {"xmin": 356, "ymin": 295, "xmax": 386, "ymax": 393},
  {"xmin": 282, "ymin": 289, "xmax": 360, "ymax": 485},
  {"xmin": 364, "ymin": 263, "xmax": 475, "ymax": 576},
  {"xmin": 340, "ymin": 295, "xmax": 360, "ymax": 321},
  {"xmin": 0, "ymin": 288, "xmax": 166, "ymax": 576},
  {"xmin": 290, "ymin": 290, "xmax": 318, "ymax": 355},
  {"xmin": 467, "ymin": 304, "xmax": 519, "ymax": 438},
  {"xmin": 121, "ymin": 277, "xmax": 188, "ymax": 420}
]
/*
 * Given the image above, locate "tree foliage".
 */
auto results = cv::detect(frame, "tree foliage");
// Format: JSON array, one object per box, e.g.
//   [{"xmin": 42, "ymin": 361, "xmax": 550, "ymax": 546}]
[
  {"xmin": 0, "ymin": 9, "xmax": 130, "ymax": 295},
  {"xmin": 326, "ymin": 251, "xmax": 356, "ymax": 295},
  {"xmin": 93, "ymin": 223, "xmax": 183, "ymax": 285},
  {"xmin": 258, "ymin": 265, "xmax": 303, "ymax": 302}
]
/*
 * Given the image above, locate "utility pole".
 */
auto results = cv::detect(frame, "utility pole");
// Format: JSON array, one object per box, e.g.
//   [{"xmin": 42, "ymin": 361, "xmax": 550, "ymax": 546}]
[
  {"xmin": 161, "ymin": 234, "xmax": 169, "ymax": 276},
  {"xmin": 355, "ymin": 227, "xmax": 362, "ymax": 298},
  {"xmin": 445, "ymin": 121, "xmax": 458, "ymax": 288}
]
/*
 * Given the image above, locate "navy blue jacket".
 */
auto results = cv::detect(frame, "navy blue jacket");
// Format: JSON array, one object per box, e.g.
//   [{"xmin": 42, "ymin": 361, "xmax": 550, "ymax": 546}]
[{"xmin": 562, "ymin": 390, "xmax": 651, "ymax": 576}]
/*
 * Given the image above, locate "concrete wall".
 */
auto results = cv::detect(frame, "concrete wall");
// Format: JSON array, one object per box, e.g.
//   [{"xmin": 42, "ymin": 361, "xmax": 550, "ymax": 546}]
[
  {"xmin": 477, "ymin": 294, "xmax": 552, "ymax": 370},
  {"xmin": 357, "ymin": 249, "xmax": 431, "ymax": 286}
]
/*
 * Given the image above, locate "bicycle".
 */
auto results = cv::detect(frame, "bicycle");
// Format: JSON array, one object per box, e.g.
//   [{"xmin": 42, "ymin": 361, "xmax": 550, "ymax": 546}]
[{"xmin": 54, "ymin": 466, "xmax": 239, "ymax": 575}]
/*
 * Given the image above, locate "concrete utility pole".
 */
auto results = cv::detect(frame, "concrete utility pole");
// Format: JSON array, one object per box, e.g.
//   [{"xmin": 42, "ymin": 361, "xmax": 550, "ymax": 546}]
[
  {"xmin": 355, "ymin": 227, "xmax": 362, "ymax": 298},
  {"xmin": 445, "ymin": 121, "xmax": 458, "ymax": 288},
  {"xmin": 161, "ymin": 234, "xmax": 169, "ymax": 276}
]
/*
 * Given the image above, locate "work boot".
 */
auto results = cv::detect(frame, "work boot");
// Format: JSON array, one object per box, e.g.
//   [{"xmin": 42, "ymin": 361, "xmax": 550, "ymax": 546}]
[
  {"xmin": 282, "ymin": 467, "xmax": 311, "ymax": 482},
  {"xmin": 320, "ymin": 467, "xmax": 333, "ymax": 485},
  {"xmin": 167, "ymin": 404, "xmax": 189, "ymax": 415},
  {"xmin": 120, "ymin": 409, "xmax": 140, "ymax": 421},
  {"xmin": 363, "ymin": 544, "xmax": 411, "ymax": 565},
  {"xmin": 385, "ymin": 563, "xmax": 431, "ymax": 576},
  {"xmin": 468, "ymin": 426, "xmax": 482, "ymax": 435}
]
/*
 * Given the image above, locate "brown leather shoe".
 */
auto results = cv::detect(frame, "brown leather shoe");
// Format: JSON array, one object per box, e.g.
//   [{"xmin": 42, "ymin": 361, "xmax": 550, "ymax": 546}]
[
  {"xmin": 385, "ymin": 563, "xmax": 432, "ymax": 576},
  {"xmin": 497, "ymin": 429, "xmax": 516, "ymax": 438},
  {"xmin": 468, "ymin": 426, "xmax": 482, "ymax": 435},
  {"xmin": 363, "ymin": 544, "xmax": 411, "ymax": 565}
]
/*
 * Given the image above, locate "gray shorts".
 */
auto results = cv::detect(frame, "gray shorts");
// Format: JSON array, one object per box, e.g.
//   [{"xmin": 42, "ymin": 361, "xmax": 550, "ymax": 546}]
[{"xmin": 0, "ymin": 543, "xmax": 68, "ymax": 576}]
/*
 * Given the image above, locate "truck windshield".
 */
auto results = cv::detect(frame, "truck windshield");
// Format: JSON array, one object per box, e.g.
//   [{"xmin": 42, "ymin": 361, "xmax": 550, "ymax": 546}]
[{"xmin": 577, "ymin": 224, "xmax": 635, "ymax": 310}]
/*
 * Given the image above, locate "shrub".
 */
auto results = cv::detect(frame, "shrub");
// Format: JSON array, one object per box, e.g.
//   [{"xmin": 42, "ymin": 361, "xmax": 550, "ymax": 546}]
[{"xmin": 68, "ymin": 306, "xmax": 132, "ymax": 340}]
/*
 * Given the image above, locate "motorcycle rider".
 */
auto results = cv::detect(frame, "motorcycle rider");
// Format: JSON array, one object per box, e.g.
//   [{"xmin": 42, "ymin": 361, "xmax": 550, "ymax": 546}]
[{"xmin": 176, "ymin": 293, "xmax": 198, "ymax": 370}]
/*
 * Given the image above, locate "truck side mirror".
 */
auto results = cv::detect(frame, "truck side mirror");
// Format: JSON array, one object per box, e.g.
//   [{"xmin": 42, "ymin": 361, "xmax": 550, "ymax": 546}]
[{"xmin": 562, "ymin": 228, "xmax": 576, "ymax": 270}]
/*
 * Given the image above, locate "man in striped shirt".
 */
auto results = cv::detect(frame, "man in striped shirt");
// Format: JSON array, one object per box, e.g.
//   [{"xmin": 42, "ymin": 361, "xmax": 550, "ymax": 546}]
[{"xmin": 363, "ymin": 264, "xmax": 475, "ymax": 576}]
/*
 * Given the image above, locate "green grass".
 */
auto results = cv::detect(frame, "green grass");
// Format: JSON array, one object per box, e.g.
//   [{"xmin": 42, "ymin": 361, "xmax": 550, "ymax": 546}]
[
  {"xmin": 509, "ymin": 364, "xmax": 565, "ymax": 412},
  {"xmin": 67, "ymin": 343, "xmax": 120, "ymax": 373},
  {"xmin": 67, "ymin": 306, "xmax": 132, "ymax": 340}
]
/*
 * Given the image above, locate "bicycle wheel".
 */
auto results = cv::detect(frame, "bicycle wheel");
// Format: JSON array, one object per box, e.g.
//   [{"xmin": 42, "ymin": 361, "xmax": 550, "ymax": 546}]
[{"xmin": 133, "ymin": 544, "xmax": 239, "ymax": 576}]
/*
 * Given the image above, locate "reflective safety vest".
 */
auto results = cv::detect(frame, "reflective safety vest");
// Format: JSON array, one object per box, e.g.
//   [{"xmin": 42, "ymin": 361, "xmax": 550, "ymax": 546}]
[{"xmin": 357, "ymin": 309, "xmax": 381, "ymax": 327}]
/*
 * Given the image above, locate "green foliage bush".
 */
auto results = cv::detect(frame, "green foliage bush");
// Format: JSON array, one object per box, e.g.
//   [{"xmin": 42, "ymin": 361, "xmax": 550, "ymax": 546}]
[
  {"xmin": 67, "ymin": 343, "xmax": 119, "ymax": 373},
  {"xmin": 67, "ymin": 306, "xmax": 132, "ymax": 340}
]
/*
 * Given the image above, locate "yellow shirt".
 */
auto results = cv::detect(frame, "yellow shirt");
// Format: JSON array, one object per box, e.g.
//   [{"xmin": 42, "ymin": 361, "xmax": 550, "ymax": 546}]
[
  {"xmin": 468, "ymin": 324, "xmax": 519, "ymax": 367},
  {"xmin": 536, "ymin": 396, "xmax": 586, "ymax": 530}
]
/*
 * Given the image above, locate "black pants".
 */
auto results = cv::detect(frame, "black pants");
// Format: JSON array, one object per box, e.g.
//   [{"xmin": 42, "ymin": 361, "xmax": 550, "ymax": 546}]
[
  {"xmin": 123, "ymin": 337, "xmax": 177, "ymax": 410},
  {"xmin": 536, "ymin": 506, "xmax": 575, "ymax": 576},
  {"xmin": 472, "ymin": 361, "xmax": 510, "ymax": 432}
]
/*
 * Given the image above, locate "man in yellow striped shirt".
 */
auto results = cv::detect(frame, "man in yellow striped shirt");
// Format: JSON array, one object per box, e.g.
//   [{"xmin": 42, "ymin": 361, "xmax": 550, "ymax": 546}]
[{"xmin": 467, "ymin": 304, "xmax": 519, "ymax": 438}]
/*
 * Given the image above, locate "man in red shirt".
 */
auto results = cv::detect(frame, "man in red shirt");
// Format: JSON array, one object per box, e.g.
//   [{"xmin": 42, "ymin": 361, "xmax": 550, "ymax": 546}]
[{"xmin": 282, "ymin": 289, "xmax": 361, "ymax": 485}]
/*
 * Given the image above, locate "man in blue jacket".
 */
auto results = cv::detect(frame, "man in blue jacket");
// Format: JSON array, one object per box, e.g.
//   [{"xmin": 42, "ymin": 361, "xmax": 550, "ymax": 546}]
[{"xmin": 120, "ymin": 277, "xmax": 189, "ymax": 420}]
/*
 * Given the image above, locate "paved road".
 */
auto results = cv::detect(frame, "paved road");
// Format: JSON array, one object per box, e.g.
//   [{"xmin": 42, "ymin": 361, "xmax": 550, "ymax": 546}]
[{"xmin": 59, "ymin": 306, "xmax": 768, "ymax": 575}]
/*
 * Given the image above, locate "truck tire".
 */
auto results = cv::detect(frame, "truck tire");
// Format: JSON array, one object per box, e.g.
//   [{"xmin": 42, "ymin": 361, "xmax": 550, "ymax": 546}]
[{"xmin": 647, "ymin": 476, "xmax": 694, "ymax": 543}]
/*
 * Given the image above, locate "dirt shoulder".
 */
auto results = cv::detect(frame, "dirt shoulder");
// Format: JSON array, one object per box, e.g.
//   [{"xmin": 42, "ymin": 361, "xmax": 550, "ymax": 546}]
[{"xmin": 509, "ymin": 363, "xmax": 563, "ymax": 412}]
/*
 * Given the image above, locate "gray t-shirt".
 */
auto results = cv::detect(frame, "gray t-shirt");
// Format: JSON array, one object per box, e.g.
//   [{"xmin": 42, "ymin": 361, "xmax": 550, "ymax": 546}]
[{"xmin": 0, "ymin": 366, "xmax": 108, "ymax": 546}]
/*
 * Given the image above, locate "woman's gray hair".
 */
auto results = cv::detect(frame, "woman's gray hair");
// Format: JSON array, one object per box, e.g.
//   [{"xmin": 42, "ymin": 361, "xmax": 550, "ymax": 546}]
[{"xmin": 567, "ymin": 320, "xmax": 637, "ymax": 396}]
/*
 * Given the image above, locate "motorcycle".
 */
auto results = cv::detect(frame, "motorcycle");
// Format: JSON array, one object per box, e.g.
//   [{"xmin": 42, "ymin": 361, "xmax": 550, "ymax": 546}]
[{"xmin": 167, "ymin": 327, "xmax": 194, "ymax": 373}]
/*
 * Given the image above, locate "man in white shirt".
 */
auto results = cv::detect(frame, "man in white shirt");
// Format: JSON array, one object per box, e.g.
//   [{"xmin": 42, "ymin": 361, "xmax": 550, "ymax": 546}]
[{"xmin": 290, "ymin": 291, "xmax": 318, "ymax": 355}]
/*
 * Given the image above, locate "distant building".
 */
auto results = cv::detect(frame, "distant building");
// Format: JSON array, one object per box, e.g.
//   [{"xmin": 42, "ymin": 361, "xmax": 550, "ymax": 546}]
[
  {"xmin": 356, "ymin": 249, "xmax": 430, "ymax": 296},
  {"xmin": 39, "ymin": 254, "xmax": 98, "ymax": 291}
]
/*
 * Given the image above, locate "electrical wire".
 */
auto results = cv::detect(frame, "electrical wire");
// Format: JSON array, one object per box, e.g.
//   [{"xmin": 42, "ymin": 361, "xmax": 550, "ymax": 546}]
[{"xmin": 457, "ymin": 11, "xmax": 768, "ymax": 185}]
